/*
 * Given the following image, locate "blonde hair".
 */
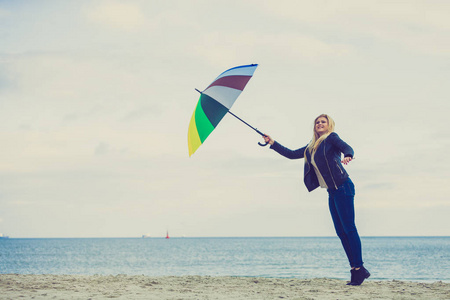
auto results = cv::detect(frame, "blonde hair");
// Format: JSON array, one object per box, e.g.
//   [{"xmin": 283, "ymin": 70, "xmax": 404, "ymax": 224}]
[{"xmin": 305, "ymin": 114, "xmax": 335, "ymax": 155}]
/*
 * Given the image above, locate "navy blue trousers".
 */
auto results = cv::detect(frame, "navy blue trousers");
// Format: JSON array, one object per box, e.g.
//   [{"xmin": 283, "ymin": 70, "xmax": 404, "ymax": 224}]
[{"xmin": 328, "ymin": 178, "xmax": 363, "ymax": 268}]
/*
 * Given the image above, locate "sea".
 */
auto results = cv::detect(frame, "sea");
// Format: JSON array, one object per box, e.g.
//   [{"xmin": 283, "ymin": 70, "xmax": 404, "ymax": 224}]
[{"xmin": 0, "ymin": 237, "xmax": 449, "ymax": 282}]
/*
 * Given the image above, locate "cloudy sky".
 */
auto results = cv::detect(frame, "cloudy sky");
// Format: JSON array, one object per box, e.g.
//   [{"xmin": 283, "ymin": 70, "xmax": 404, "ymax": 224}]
[{"xmin": 1, "ymin": 0, "xmax": 449, "ymax": 238}]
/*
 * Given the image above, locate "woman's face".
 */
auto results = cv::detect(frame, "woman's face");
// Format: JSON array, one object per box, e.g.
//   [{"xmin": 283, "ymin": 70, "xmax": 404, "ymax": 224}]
[{"xmin": 315, "ymin": 117, "xmax": 329, "ymax": 136}]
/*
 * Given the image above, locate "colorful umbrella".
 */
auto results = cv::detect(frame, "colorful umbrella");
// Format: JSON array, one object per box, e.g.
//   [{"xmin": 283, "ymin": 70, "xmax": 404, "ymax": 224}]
[{"xmin": 188, "ymin": 64, "xmax": 267, "ymax": 156}]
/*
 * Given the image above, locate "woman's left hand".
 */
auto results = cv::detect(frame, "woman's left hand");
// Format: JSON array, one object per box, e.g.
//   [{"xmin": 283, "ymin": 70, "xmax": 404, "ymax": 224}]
[{"xmin": 341, "ymin": 157, "xmax": 353, "ymax": 165}]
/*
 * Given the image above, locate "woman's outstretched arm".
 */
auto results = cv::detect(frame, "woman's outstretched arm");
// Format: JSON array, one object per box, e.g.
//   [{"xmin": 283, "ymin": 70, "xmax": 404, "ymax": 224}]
[{"xmin": 264, "ymin": 134, "xmax": 306, "ymax": 160}]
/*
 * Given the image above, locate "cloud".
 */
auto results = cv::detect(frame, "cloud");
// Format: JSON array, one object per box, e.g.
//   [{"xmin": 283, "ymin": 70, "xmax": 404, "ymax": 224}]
[
  {"xmin": 256, "ymin": 1, "xmax": 450, "ymax": 56},
  {"xmin": 194, "ymin": 32, "xmax": 354, "ymax": 66},
  {"xmin": 85, "ymin": 1, "xmax": 146, "ymax": 31},
  {"xmin": 95, "ymin": 142, "xmax": 110, "ymax": 156},
  {"xmin": 120, "ymin": 106, "xmax": 162, "ymax": 122},
  {"xmin": 0, "ymin": 7, "xmax": 10, "ymax": 17},
  {"xmin": 1, "ymin": 1, "xmax": 449, "ymax": 237}
]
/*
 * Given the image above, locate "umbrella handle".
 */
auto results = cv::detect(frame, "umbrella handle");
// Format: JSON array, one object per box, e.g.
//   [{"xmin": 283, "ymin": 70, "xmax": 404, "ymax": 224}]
[{"xmin": 258, "ymin": 141, "xmax": 269, "ymax": 147}]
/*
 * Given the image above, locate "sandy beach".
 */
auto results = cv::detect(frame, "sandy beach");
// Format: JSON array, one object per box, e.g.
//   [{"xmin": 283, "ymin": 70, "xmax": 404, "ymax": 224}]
[{"xmin": 0, "ymin": 274, "xmax": 449, "ymax": 300}]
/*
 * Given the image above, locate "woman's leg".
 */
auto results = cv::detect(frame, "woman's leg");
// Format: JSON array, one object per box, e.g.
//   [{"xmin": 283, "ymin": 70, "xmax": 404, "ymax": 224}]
[
  {"xmin": 328, "ymin": 179, "xmax": 363, "ymax": 268},
  {"xmin": 328, "ymin": 190, "xmax": 355, "ymax": 267}
]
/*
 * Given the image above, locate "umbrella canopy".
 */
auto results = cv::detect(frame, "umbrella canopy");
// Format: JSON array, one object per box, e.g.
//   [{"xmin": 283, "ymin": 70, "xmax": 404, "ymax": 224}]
[{"xmin": 188, "ymin": 64, "xmax": 258, "ymax": 156}]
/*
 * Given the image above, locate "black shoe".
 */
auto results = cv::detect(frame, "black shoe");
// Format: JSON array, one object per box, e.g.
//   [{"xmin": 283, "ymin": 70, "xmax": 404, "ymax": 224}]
[
  {"xmin": 348, "ymin": 266, "xmax": 370, "ymax": 286},
  {"xmin": 346, "ymin": 269, "xmax": 356, "ymax": 285}
]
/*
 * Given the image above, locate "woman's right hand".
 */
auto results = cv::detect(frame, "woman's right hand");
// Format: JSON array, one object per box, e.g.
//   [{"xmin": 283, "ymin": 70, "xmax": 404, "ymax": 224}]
[{"xmin": 263, "ymin": 134, "xmax": 274, "ymax": 145}]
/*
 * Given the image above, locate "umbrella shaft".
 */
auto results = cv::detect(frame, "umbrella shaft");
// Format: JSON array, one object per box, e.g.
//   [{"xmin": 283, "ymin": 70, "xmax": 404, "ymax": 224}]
[
  {"xmin": 194, "ymin": 89, "xmax": 264, "ymax": 137},
  {"xmin": 227, "ymin": 110, "xmax": 264, "ymax": 136}
]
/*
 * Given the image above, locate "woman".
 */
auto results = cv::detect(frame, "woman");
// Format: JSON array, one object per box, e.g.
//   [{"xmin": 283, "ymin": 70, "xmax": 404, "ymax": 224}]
[{"xmin": 263, "ymin": 114, "xmax": 370, "ymax": 286}]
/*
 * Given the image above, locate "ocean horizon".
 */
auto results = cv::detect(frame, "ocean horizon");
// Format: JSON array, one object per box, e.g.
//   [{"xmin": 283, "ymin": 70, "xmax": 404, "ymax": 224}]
[
  {"xmin": 1, "ymin": 236, "xmax": 449, "ymax": 283},
  {"xmin": 3, "ymin": 235, "xmax": 449, "ymax": 239}
]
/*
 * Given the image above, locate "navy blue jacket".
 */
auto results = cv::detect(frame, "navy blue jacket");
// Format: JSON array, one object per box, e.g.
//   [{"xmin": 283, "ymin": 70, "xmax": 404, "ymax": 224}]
[{"xmin": 270, "ymin": 132, "xmax": 354, "ymax": 192}]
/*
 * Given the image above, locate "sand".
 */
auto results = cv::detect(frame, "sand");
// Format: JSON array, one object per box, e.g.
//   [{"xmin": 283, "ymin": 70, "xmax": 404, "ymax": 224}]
[{"xmin": 0, "ymin": 274, "xmax": 449, "ymax": 299}]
